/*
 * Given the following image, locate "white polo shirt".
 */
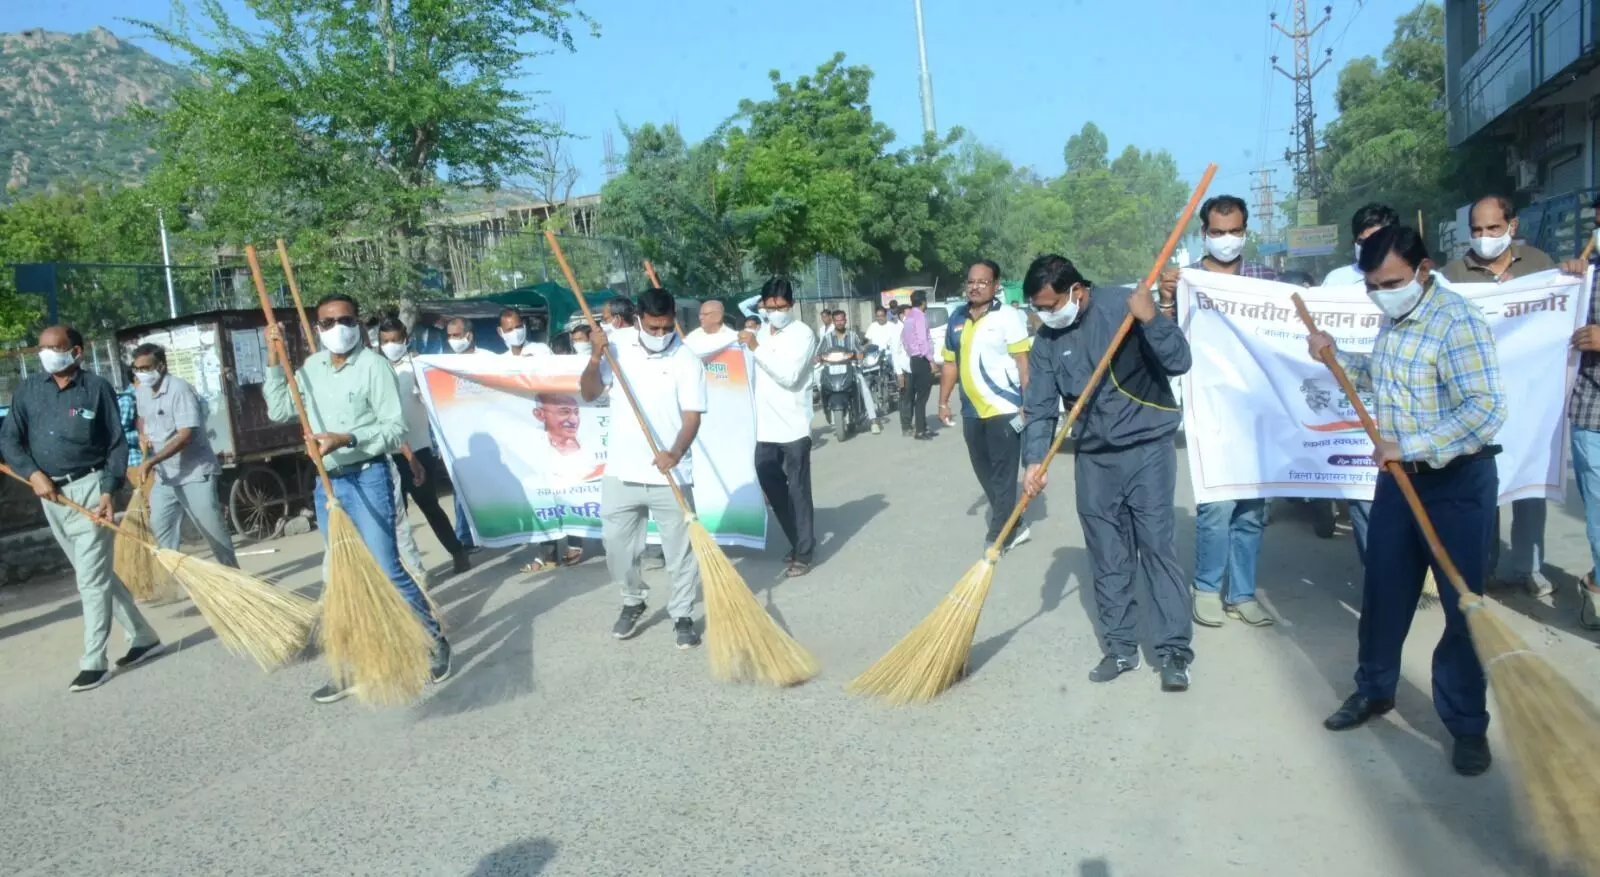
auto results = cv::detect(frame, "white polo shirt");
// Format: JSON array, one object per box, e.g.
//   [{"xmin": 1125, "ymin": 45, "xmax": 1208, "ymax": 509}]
[
  {"xmin": 601, "ymin": 328, "xmax": 707, "ymax": 486},
  {"xmin": 750, "ymin": 320, "xmax": 817, "ymax": 444}
]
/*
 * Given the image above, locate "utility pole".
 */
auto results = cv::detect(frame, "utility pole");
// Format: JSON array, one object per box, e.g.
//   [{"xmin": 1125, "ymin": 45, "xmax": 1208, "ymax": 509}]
[
  {"xmin": 602, "ymin": 130, "xmax": 621, "ymax": 182},
  {"xmin": 1272, "ymin": 2, "xmax": 1333, "ymax": 196},
  {"xmin": 1252, "ymin": 168, "xmax": 1279, "ymax": 265},
  {"xmin": 913, "ymin": 0, "xmax": 936, "ymax": 136},
  {"xmin": 157, "ymin": 208, "xmax": 178, "ymax": 319}
]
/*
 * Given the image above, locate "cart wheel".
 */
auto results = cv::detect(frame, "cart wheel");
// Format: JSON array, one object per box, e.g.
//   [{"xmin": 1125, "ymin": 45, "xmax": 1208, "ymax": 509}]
[{"xmin": 228, "ymin": 464, "xmax": 289, "ymax": 539}]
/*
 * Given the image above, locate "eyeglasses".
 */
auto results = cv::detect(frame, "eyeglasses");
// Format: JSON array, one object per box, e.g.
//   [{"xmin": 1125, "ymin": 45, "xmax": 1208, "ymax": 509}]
[
  {"xmin": 316, "ymin": 316, "xmax": 359, "ymax": 330},
  {"xmin": 966, "ymin": 279, "xmax": 994, "ymax": 288}
]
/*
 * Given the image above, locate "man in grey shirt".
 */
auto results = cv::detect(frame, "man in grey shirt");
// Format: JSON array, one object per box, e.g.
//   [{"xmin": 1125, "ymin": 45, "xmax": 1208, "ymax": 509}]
[{"xmin": 131, "ymin": 343, "xmax": 238, "ymax": 568}]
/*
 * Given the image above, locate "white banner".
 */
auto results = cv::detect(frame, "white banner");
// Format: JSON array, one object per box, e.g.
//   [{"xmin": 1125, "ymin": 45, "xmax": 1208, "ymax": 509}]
[{"xmin": 1177, "ymin": 268, "xmax": 1589, "ymax": 504}]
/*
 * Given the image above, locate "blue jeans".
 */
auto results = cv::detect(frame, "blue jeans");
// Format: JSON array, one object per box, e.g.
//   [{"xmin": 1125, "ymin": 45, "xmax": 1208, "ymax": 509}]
[
  {"xmin": 1486, "ymin": 498, "xmax": 1546, "ymax": 580},
  {"xmin": 1349, "ymin": 500, "xmax": 1372, "ymax": 565},
  {"xmin": 314, "ymin": 463, "xmax": 439, "ymax": 639},
  {"xmin": 1572, "ymin": 428, "xmax": 1600, "ymax": 577},
  {"xmin": 1194, "ymin": 499, "xmax": 1266, "ymax": 603},
  {"xmin": 453, "ymin": 490, "xmax": 476, "ymax": 549}
]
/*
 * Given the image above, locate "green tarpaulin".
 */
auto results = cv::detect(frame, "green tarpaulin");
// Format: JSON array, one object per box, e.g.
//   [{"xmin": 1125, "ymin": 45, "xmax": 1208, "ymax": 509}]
[{"xmin": 484, "ymin": 281, "xmax": 620, "ymax": 334}]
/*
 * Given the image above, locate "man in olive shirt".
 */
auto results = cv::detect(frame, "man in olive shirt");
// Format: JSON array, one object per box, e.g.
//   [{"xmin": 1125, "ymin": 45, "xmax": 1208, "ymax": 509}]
[
  {"xmin": 264, "ymin": 294, "xmax": 450, "ymax": 703},
  {"xmin": 131, "ymin": 342, "xmax": 238, "ymax": 568},
  {"xmin": 0, "ymin": 326, "xmax": 164, "ymax": 692},
  {"xmin": 1440, "ymin": 195, "xmax": 1587, "ymax": 598}
]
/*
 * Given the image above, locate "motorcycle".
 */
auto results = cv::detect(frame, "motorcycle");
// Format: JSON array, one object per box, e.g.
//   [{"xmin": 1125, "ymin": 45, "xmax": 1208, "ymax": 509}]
[
  {"xmin": 859, "ymin": 344, "xmax": 896, "ymax": 416},
  {"xmin": 817, "ymin": 349, "xmax": 866, "ymax": 442}
]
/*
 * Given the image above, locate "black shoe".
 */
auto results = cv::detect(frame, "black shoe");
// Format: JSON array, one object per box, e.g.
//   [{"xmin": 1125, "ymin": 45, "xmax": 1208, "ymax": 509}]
[
  {"xmin": 68, "ymin": 669, "xmax": 110, "ymax": 692},
  {"xmin": 613, "ymin": 603, "xmax": 647, "ymax": 640},
  {"xmin": 1452, "ymin": 734, "xmax": 1492, "ymax": 776},
  {"xmin": 1088, "ymin": 653, "xmax": 1140, "ymax": 683},
  {"xmin": 452, "ymin": 551, "xmax": 472, "ymax": 575},
  {"xmin": 674, "ymin": 617, "xmax": 701, "ymax": 649},
  {"xmin": 114, "ymin": 641, "xmax": 166, "ymax": 669},
  {"xmin": 1323, "ymin": 693, "xmax": 1394, "ymax": 730},
  {"xmin": 430, "ymin": 637, "xmax": 453, "ymax": 683},
  {"xmin": 311, "ymin": 681, "xmax": 353, "ymax": 704},
  {"xmin": 1159, "ymin": 655, "xmax": 1191, "ymax": 692}
]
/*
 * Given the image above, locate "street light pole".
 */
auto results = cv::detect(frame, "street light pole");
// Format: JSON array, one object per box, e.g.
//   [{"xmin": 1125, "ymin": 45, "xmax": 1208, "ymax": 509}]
[
  {"xmin": 158, "ymin": 208, "xmax": 177, "ymax": 318},
  {"xmin": 913, "ymin": 0, "xmax": 936, "ymax": 136}
]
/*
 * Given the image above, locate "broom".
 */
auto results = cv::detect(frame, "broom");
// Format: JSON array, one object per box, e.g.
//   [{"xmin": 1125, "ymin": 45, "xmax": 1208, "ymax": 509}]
[
  {"xmin": 848, "ymin": 163, "xmax": 1219, "ymax": 704},
  {"xmin": 113, "ymin": 468, "xmax": 172, "ymax": 602},
  {"xmin": 1292, "ymin": 292, "xmax": 1600, "ymax": 873},
  {"xmin": 0, "ymin": 463, "xmax": 316, "ymax": 671},
  {"xmin": 548, "ymin": 231, "xmax": 818, "ymax": 687},
  {"xmin": 247, "ymin": 245, "xmax": 433, "ymax": 705}
]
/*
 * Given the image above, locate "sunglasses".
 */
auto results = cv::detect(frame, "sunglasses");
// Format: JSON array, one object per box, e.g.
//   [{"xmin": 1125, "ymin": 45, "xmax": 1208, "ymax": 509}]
[{"xmin": 316, "ymin": 316, "xmax": 359, "ymax": 330}]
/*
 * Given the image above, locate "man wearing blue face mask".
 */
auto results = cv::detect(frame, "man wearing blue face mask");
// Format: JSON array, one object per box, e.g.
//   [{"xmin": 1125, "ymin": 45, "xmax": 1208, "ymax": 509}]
[
  {"xmin": 1308, "ymin": 225, "xmax": 1507, "ymax": 777},
  {"xmin": 1021, "ymin": 255, "xmax": 1194, "ymax": 692}
]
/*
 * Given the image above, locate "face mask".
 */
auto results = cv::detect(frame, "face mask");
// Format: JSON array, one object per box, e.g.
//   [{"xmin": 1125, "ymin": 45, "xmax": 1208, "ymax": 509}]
[
  {"xmin": 1368, "ymin": 271, "xmax": 1426, "ymax": 321},
  {"xmin": 39, "ymin": 348, "xmax": 77, "ymax": 374},
  {"xmin": 1205, "ymin": 233, "xmax": 1246, "ymax": 264},
  {"xmin": 639, "ymin": 330, "xmax": 676, "ymax": 353},
  {"xmin": 1471, "ymin": 233, "xmax": 1511, "ymax": 261},
  {"xmin": 767, "ymin": 310, "xmax": 794, "ymax": 329},
  {"xmin": 1039, "ymin": 289, "xmax": 1083, "ymax": 329},
  {"xmin": 133, "ymin": 369, "xmax": 160, "ymax": 386},
  {"xmin": 380, "ymin": 342, "xmax": 408, "ymax": 362},
  {"xmin": 320, "ymin": 324, "xmax": 361, "ymax": 355},
  {"xmin": 601, "ymin": 323, "xmax": 616, "ymax": 336},
  {"xmin": 500, "ymin": 327, "xmax": 527, "ymax": 348},
  {"xmin": 448, "ymin": 336, "xmax": 472, "ymax": 353},
  {"xmin": 573, "ymin": 341, "xmax": 593, "ymax": 356}
]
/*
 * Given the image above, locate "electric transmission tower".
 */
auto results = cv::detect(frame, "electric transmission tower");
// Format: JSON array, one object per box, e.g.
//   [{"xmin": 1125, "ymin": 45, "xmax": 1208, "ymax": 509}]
[
  {"xmin": 1272, "ymin": 2, "xmax": 1334, "ymax": 196},
  {"xmin": 1252, "ymin": 168, "xmax": 1278, "ymax": 245}
]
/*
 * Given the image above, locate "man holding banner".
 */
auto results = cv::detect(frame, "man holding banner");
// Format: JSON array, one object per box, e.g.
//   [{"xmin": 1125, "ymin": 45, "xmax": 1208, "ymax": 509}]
[{"xmin": 1309, "ymin": 226, "xmax": 1505, "ymax": 777}]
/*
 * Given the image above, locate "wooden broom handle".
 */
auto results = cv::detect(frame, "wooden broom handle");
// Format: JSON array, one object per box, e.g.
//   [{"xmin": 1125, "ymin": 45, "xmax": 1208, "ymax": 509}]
[
  {"xmin": 547, "ymin": 231, "xmax": 692, "ymax": 509},
  {"xmin": 245, "ymin": 245, "xmax": 336, "ymax": 498},
  {"xmin": 986, "ymin": 163, "xmax": 1219, "ymax": 554},
  {"xmin": 1289, "ymin": 293, "xmax": 1472, "ymax": 600},
  {"xmin": 276, "ymin": 239, "xmax": 318, "ymax": 353},
  {"xmin": 0, "ymin": 463, "xmax": 120, "ymax": 534}
]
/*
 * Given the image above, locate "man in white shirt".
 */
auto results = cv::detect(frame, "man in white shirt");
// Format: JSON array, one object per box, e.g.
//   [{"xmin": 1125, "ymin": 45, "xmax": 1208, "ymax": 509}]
[
  {"xmin": 445, "ymin": 317, "xmax": 478, "ymax": 354},
  {"xmin": 740, "ymin": 276, "xmax": 819, "ymax": 577},
  {"xmin": 581, "ymin": 287, "xmax": 707, "ymax": 648},
  {"xmin": 1322, "ymin": 203, "xmax": 1399, "ymax": 286},
  {"xmin": 498, "ymin": 307, "xmax": 552, "ymax": 357},
  {"xmin": 685, "ymin": 299, "xmax": 738, "ymax": 356},
  {"xmin": 864, "ymin": 305, "xmax": 902, "ymax": 432}
]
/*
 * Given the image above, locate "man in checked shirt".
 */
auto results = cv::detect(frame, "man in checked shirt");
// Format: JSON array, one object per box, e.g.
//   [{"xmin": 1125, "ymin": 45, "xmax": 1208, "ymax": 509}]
[{"xmin": 1306, "ymin": 225, "xmax": 1507, "ymax": 778}]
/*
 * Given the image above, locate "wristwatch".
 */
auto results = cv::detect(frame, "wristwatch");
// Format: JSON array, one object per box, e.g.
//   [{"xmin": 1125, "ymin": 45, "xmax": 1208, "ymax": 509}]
[{"xmin": 345, "ymin": 433, "xmax": 358, "ymax": 449}]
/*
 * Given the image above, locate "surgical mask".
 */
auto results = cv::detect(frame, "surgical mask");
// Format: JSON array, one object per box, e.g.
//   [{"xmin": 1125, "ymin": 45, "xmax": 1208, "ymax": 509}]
[
  {"xmin": 639, "ymin": 330, "xmax": 676, "ymax": 353},
  {"xmin": 766, "ymin": 310, "xmax": 794, "ymax": 329},
  {"xmin": 380, "ymin": 342, "xmax": 408, "ymax": 362},
  {"xmin": 1205, "ymin": 233, "xmax": 1246, "ymax": 263},
  {"xmin": 448, "ymin": 336, "xmax": 472, "ymax": 353},
  {"xmin": 133, "ymin": 369, "xmax": 160, "ymax": 386},
  {"xmin": 1471, "ymin": 232, "xmax": 1511, "ymax": 261},
  {"xmin": 500, "ymin": 327, "xmax": 527, "ymax": 348},
  {"xmin": 573, "ymin": 341, "xmax": 593, "ymax": 356},
  {"xmin": 601, "ymin": 322, "xmax": 617, "ymax": 336},
  {"xmin": 1039, "ymin": 291, "xmax": 1083, "ymax": 329},
  {"xmin": 1368, "ymin": 271, "xmax": 1426, "ymax": 321},
  {"xmin": 320, "ymin": 324, "xmax": 361, "ymax": 355}
]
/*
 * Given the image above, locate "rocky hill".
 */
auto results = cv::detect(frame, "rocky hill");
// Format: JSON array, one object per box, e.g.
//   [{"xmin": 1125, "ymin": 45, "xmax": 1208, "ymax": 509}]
[{"xmin": 0, "ymin": 27, "xmax": 184, "ymax": 198}]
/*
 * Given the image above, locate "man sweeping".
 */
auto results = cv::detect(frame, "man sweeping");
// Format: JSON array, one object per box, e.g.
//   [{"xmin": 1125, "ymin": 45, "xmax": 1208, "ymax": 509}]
[
  {"xmin": 581, "ymin": 287, "xmax": 707, "ymax": 648},
  {"xmin": 741, "ymin": 276, "xmax": 819, "ymax": 578},
  {"xmin": 1020, "ymin": 256, "xmax": 1194, "ymax": 691},
  {"xmin": 130, "ymin": 343, "xmax": 238, "ymax": 569},
  {"xmin": 1308, "ymin": 225, "xmax": 1506, "ymax": 776},
  {"xmin": 265, "ymin": 295, "xmax": 451, "ymax": 703},
  {"xmin": 1, "ymin": 326, "xmax": 164, "ymax": 692}
]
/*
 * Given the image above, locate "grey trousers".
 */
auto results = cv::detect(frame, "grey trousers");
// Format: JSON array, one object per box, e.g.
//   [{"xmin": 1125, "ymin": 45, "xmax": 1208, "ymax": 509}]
[
  {"xmin": 1074, "ymin": 438, "xmax": 1194, "ymax": 663},
  {"xmin": 42, "ymin": 474, "xmax": 160, "ymax": 671},
  {"xmin": 601, "ymin": 476, "xmax": 699, "ymax": 619},
  {"xmin": 149, "ymin": 474, "xmax": 239, "ymax": 567}
]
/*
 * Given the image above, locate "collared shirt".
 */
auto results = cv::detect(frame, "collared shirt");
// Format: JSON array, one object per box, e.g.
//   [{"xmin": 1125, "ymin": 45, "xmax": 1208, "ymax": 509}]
[
  {"xmin": 1322, "ymin": 264, "xmax": 1364, "ymax": 285},
  {"xmin": 818, "ymin": 328, "xmax": 863, "ymax": 357},
  {"xmin": 863, "ymin": 320, "xmax": 901, "ymax": 354},
  {"xmin": 0, "ymin": 368, "xmax": 127, "ymax": 495},
  {"xmin": 600, "ymin": 327, "xmax": 707, "ymax": 486},
  {"xmin": 390, "ymin": 358, "xmax": 434, "ymax": 452},
  {"xmin": 119, "ymin": 388, "xmax": 142, "ymax": 467},
  {"xmin": 684, "ymin": 326, "xmax": 738, "ymax": 357},
  {"xmin": 750, "ymin": 320, "xmax": 817, "ymax": 444},
  {"xmin": 942, "ymin": 303, "xmax": 1030, "ymax": 419},
  {"xmin": 1188, "ymin": 259, "xmax": 1279, "ymax": 281},
  {"xmin": 1335, "ymin": 281, "xmax": 1507, "ymax": 467},
  {"xmin": 504, "ymin": 342, "xmax": 553, "ymax": 358},
  {"xmin": 1440, "ymin": 244, "xmax": 1556, "ymax": 284},
  {"xmin": 135, "ymin": 374, "xmax": 221, "ymax": 484},
  {"xmin": 901, "ymin": 307, "xmax": 933, "ymax": 362},
  {"xmin": 263, "ymin": 346, "xmax": 407, "ymax": 470}
]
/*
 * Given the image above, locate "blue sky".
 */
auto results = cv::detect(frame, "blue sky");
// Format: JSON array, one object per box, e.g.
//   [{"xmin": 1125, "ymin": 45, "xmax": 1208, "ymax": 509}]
[{"xmin": 4, "ymin": 0, "xmax": 1403, "ymax": 208}]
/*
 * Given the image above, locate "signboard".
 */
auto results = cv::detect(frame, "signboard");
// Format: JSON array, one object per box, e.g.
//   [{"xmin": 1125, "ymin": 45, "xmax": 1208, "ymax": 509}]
[
  {"xmin": 1296, "ymin": 198, "xmax": 1319, "ymax": 227},
  {"xmin": 1287, "ymin": 224, "xmax": 1339, "ymax": 256}
]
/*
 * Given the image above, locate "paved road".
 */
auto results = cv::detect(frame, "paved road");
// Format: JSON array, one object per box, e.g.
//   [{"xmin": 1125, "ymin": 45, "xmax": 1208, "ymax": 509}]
[{"xmin": 3, "ymin": 422, "xmax": 1599, "ymax": 876}]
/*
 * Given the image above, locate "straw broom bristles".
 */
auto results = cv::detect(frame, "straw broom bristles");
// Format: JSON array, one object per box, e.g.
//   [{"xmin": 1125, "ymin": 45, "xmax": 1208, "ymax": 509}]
[
  {"xmin": 114, "ymin": 477, "xmax": 172, "ymax": 602},
  {"xmin": 155, "ymin": 548, "xmax": 318, "ymax": 671},
  {"xmin": 319, "ymin": 501, "xmax": 434, "ymax": 705}
]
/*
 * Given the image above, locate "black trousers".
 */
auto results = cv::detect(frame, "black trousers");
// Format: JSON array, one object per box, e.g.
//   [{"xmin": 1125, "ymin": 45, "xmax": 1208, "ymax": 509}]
[
  {"xmin": 755, "ymin": 438, "xmax": 815, "ymax": 564},
  {"xmin": 1357, "ymin": 457, "xmax": 1495, "ymax": 738},
  {"xmin": 1074, "ymin": 438, "xmax": 1192, "ymax": 662},
  {"xmin": 902, "ymin": 358, "xmax": 934, "ymax": 435},
  {"xmin": 963, "ymin": 414, "xmax": 1022, "ymax": 544},
  {"xmin": 392, "ymin": 447, "xmax": 465, "ymax": 557}
]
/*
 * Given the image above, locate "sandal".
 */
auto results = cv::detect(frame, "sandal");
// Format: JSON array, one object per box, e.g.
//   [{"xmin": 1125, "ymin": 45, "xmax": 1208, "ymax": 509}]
[
  {"xmin": 562, "ymin": 546, "xmax": 584, "ymax": 567},
  {"xmin": 520, "ymin": 558, "xmax": 552, "ymax": 575},
  {"xmin": 783, "ymin": 562, "xmax": 811, "ymax": 578}
]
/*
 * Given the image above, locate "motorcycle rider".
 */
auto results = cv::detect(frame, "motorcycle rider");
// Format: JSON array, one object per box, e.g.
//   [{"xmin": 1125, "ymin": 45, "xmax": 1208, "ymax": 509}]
[{"xmin": 817, "ymin": 310, "xmax": 880, "ymax": 435}]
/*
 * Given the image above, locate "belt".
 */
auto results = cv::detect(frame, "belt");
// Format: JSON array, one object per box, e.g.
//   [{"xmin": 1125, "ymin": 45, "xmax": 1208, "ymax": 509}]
[
  {"xmin": 1397, "ymin": 444, "xmax": 1500, "ymax": 475},
  {"xmin": 325, "ymin": 457, "xmax": 378, "ymax": 479},
  {"xmin": 49, "ymin": 467, "xmax": 101, "ymax": 486}
]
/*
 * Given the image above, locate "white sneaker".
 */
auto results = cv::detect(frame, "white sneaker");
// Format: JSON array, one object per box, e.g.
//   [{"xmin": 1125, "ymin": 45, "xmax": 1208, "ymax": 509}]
[{"xmin": 1004, "ymin": 525, "xmax": 1032, "ymax": 553}]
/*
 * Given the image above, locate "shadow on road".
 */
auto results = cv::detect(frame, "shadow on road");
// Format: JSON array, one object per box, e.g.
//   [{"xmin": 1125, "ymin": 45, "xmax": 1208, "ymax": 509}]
[
  {"xmin": 467, "ymin": 837, "xmax": 557, "ymax": 876},
  {"xmin": 968, "ymin": 545, "xmax": 1082, "ymax": 676},
  {"xmin": 1079, "ymin": 858, "xmax": 1112, "ymax": 877},
  {"xmin": 0, "ymin": 598, "xmax": 79, "ymax": 640}
]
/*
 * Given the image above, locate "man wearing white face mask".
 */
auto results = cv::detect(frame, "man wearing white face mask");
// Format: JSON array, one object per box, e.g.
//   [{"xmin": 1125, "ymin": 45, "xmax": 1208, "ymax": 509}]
[
  {"xmin": 445, "ymin": 317, "xmax": 478, "ymax": 355},
  {"xmin": 741, "ymin": 276, "xmax": 819, "ymax": 578},
  {"xmin": 1158, "ymin": 195, "xmax": 1278, "ymax": 629},
  {"xmin": 497, "ymin": 308, "xmax": 552, "ymax": 357}
]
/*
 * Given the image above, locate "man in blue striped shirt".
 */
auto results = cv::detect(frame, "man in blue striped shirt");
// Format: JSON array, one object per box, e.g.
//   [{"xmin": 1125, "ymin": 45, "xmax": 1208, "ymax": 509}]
[{"xmin": 1306, "ymin": 225, "xmax": 1506, "ymax": 778}]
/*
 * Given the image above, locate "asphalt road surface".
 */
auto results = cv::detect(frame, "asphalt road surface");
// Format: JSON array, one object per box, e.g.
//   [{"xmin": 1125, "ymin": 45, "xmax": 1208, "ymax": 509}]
[{"xmin": 4, "ymin": 421, "xmax": 1600, "ymax": 876}]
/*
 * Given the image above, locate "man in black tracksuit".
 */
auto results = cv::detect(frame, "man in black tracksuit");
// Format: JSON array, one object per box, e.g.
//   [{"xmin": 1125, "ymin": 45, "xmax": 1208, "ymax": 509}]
[{"xmin": 1019, "ymin": 255, "xmax": 1195, "ymax": 691}]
